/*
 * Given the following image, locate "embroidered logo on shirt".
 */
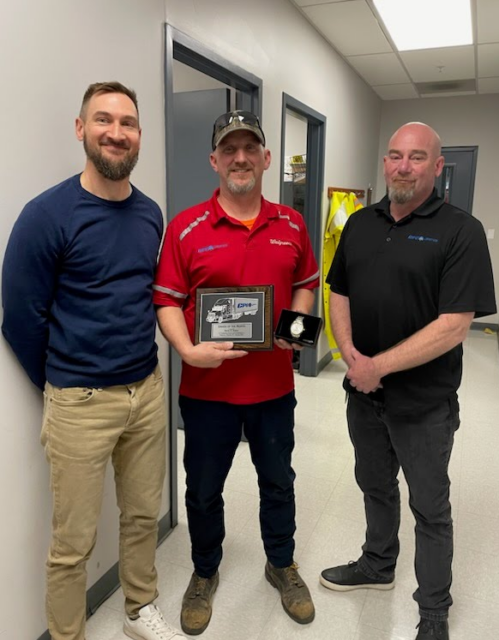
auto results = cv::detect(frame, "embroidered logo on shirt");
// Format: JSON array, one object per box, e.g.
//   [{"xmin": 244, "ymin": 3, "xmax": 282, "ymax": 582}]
[
  {"xmin": 198, "ymin": 243, "xmax": 229, "ymax": 253},
  {"xmin": 407, "ymin": 235, "xmax": 439, "ymax": 243},
  {"xmin": 270, "ymin": 239, "xmax": 293, "ymax": 246}
]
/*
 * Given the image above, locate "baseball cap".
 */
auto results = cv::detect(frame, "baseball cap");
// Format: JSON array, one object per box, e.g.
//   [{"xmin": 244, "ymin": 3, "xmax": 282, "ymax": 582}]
[{"xmin": 212, "ymin": 110, "xmax": 266, "ymax": 150}]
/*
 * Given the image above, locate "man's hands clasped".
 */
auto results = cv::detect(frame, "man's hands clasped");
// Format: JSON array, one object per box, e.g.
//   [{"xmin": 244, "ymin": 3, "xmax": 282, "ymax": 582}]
[{"xmin": 346, "ymin": 347, "xmax": 383, "ymax": 394}]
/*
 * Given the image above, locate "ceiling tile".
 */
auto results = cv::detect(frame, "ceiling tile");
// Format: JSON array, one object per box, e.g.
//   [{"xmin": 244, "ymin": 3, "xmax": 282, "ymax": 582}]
[
  {"xmin": 477, "ymin": 0, "xmax": 499, "ymax": 44},
  {"xmin": 289, "ymin": 0, "xmax": 499, "ymax": 100},
  {"xmin": 372, "ymin": 84, "xmax": 419, "ymax": 100},
  {"xmin": 400, "ymin": 47, "xmax": 475, "ymax": 82},
  {"xmin": 478, "ymin": 77, "xmax": 499, "ymax": 93},
  {"xmin": 303, "ymin": 0, "xmax": 392, "ymax": 56},
  {"xmin": 478, "ymin": 43, "xmax": 499, "ymax": 77},
  {"xmin": 347, "ymin": 53, "xmax": 410, "ymax": 85}
]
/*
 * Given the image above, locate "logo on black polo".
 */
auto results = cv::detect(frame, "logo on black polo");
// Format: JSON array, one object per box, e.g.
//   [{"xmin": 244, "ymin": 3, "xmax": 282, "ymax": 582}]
[{"xmin": 407, "ymin": 235, "xmax": 439, "ymax": 243}]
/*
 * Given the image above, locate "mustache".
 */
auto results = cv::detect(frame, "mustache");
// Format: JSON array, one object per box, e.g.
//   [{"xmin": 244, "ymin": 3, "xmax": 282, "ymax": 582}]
[{"xmin": 100, "ymin": 138, "xmax": 130, "ymax": 150}]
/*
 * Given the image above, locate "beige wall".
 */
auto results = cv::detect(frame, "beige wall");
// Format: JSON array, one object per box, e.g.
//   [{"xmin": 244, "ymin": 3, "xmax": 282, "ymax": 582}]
[
  {"xmin": 378, "ymin": 95, "xmax": 499, "ymax": 324},
  {"xmin": 0, "ymin": 1, "xmax": 168, "ymax": 638}
]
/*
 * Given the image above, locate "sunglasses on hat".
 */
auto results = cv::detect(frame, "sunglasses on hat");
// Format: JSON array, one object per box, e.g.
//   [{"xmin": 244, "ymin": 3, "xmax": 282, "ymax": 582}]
[{"xmin": 212, "ymin": 110, "xmax": 266, "ymax": 150}]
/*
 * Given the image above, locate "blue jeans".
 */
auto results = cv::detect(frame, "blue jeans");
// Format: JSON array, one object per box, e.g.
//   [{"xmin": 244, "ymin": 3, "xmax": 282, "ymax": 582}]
[
  {"xmin": 347, "ymin": 393, "xmax": 460, "ymax": 621},
  {"xmin": 179, "ymin": 392, "xmax": 297, "ymax": 578}
]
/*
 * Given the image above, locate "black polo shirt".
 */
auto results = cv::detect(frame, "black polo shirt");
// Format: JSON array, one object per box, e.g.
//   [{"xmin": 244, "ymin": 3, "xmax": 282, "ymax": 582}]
[{"xmin": 327, "ymin": 189, "xmax": 496, "ymax": 414}]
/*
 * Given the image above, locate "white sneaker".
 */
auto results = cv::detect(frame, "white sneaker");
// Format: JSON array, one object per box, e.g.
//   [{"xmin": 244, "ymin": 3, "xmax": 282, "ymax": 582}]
[{"xmin": 123, "ymin": 604, "xmax": 187, "ymax": 640}]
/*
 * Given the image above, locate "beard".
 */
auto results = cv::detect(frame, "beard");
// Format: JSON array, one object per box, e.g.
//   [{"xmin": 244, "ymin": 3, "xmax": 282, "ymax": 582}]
[
  {"xmin": 388, "ymin": 183, "xmax": 416, "ymax": 204},
  {"xmin": 83, "ymin": 135, "xmax": 139, "ymax": 181},
  {"xmin": 226, "ymin": 171, "xmax": 256, "ymax": 195}
]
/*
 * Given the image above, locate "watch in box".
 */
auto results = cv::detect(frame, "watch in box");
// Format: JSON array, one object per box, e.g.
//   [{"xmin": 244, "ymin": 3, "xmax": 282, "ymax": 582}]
[{"xmin": 275, "ymin": 309, "xmax": 323, "ymax": 348}]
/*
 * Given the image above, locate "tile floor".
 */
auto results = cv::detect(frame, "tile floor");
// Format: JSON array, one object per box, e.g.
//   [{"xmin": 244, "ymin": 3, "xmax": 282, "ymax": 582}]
[{"xmin": 86, "ymin": 330, "xmax": 499, "ymax": 640}]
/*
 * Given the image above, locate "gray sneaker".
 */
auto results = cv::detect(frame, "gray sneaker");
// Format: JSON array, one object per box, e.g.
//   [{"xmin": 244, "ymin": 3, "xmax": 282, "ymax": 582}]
[
  {"xmin": 320, "ymin": 561, "xmax": 395, "ymax": 591},
  {"xmin": 265, "ymin": 561, "xmax": 315, "ymax": 624},
  {"xmin": 180, "ymin": 571, "xmax": 219, "ymax": 635}
]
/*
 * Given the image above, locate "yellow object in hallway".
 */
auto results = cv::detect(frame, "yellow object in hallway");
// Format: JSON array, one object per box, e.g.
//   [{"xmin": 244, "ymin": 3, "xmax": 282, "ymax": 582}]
[{"xmin": 323, "ymin": 191, "xmax": 363, "ymax": 356}]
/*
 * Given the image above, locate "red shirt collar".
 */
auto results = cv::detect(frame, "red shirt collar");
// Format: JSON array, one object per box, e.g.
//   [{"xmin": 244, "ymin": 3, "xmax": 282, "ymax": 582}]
[{"xmin": 210, "ymin": 189, "xmax": 278, "ymax": 226}]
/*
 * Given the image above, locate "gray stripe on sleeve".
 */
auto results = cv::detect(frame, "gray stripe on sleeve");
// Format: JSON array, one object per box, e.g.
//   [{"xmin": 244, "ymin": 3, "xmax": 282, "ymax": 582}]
[
  {"xmin": 153, "ymin": 285, "xmax": 188, "ymax": 299},
  {"xmin": 293, "ymin": 271, "xmax": 320, "ymax": 287}
]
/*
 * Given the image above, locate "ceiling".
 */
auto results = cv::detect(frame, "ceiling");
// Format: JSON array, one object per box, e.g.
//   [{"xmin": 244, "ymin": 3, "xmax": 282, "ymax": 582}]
[{"xmin": 289, "ymin": 0, "xmax": 499, "ymax": 100}]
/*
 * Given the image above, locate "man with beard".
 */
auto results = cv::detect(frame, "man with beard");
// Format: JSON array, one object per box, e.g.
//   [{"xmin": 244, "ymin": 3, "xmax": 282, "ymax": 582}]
[
  {"xmin": 321, "ymin": 122, "xmax": 496, "ymax": 640},
  {"xmin": 2, "ymin": 82, "xmax": 186, "ymax": 640},
  {"xmin": 153, "ymin": 111, "xmax": 319, "ymax": 635}
]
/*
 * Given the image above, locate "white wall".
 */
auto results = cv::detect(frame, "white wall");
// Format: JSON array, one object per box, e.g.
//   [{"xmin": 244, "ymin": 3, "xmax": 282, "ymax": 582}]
[
  {"xmin": 164, "ymin": 0, "xmax": 382, "ymax": 362},
  {"xmin": 0, "ymin": 1, "xmax": 168, "ymax": 638},
  {"xmin": 173, "ymin": 59, "xmax": 228, "ymax": 92},
  {"xmin": 285, "ymin": 110, "xmax": 308, "ymax": 159},
  {"xmin": 378, "ymin": 95, "xmax": 499, "ymax": 324}
]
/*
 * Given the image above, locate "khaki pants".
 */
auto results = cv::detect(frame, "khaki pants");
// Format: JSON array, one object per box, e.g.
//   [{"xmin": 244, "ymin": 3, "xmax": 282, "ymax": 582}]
[{"xmin": 41, "ymin": 366, "xmax": 167, "ymax": 640}]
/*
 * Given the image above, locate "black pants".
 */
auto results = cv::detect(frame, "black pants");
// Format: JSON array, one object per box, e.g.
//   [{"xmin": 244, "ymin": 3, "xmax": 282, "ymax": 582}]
[
  {"xmin": 179, "ymin": 392, "xmax": 297, "ymax": 578},
  {"xmin": 347, "ymin": 393, "xmax": 460, "ymax": 621}
]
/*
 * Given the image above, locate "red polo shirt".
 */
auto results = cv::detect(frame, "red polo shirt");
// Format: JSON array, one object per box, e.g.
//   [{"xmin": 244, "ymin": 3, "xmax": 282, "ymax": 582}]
[{"xmin": 154, "ymin": 190, "xmax": 320, "ymax": 404}]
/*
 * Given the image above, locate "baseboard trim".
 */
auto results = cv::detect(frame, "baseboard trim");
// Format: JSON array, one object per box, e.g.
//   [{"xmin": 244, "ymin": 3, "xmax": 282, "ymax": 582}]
[
  {"xmin": 317, "ymin": 350, "xmax": 333, "ymax": 373},
  {"xmin": 36, "ymin": 511, "xmax": 173, "ymax": 640},
  {"xmin": 470, "ymin": 321, "xmax": 498, "ymax": 332}
]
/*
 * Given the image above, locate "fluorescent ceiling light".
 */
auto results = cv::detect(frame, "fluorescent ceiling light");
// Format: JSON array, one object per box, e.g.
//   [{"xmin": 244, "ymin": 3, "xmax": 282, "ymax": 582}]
[{"xmin": 373, "ymin": 0, "xmax": 473, "ymax": 51}]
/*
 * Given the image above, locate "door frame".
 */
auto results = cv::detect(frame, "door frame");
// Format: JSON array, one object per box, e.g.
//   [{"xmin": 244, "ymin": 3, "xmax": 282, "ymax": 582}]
[
  {"xmin": 280, "ymin": 94, "xmax": 326, "ymax": 377},
  {"xmin": 164, "ymin": 24, "xmax": 263, "ymax": 527},
  {"xmin": 165, "ymin": 24, "xmax": 262, "ymax": 226},
  {"xmin": 440, "ymin": 145, "xmax": 478, "ymax": 214}
]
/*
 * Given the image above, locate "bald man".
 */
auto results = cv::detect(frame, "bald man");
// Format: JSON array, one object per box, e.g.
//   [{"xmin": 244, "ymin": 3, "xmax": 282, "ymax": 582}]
[{"xmin": 320, "ymin": 123, "xmax": 496, "ymax": 640}]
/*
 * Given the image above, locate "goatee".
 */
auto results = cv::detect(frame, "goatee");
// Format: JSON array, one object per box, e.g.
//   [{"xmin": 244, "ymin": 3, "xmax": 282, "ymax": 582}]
[
  {"xmin": 84, "ymin": 137, "xmax": 139, "ymax": 181},
  {"xmin": 227, "ymin": 175, "xmax": 256, "ymax": 195},
  {"xmin": 388, "ymin": 184, "xmax": 415, "ymax": 205}
]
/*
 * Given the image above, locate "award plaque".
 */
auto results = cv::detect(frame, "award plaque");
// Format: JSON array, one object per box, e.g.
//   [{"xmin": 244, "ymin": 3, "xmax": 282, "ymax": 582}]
[
  {"xmin": 275, "ymin": 309, "xmax": 323, "ymax": 348},
  {"xmin": 195, "ymin": 285, "xmax": 274, "ymax": 351}
]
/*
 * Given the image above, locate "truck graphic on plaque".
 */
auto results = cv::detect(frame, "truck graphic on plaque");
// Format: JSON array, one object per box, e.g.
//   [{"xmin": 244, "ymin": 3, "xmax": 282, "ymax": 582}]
[{"xmin": 206, "ymin": 297, "xmax": 259, "ymax": 324}]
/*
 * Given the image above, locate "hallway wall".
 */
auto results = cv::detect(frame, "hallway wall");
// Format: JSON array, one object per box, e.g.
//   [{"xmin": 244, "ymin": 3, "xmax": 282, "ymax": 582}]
[{"xmin": 0, "ymin": 2, "xmax": 168, "ymax": 638}]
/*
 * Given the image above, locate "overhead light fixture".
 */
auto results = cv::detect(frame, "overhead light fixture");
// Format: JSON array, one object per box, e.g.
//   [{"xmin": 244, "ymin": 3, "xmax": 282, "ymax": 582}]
[{"xmin": 373, "ymin": 0, "xmax": 473, "ymax": 51}]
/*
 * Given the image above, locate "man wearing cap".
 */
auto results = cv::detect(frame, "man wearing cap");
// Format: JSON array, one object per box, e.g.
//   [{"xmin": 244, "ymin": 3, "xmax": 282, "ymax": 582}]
[{"xmin": 153, "ymin": 111, "xmax": 319, "ymax": 634}]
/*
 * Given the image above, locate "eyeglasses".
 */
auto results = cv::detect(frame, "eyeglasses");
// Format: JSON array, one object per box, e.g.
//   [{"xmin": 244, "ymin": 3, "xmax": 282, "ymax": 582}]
[{"xmin": 211, "ymin": 111, "xmax": 265, "ymax": 149}]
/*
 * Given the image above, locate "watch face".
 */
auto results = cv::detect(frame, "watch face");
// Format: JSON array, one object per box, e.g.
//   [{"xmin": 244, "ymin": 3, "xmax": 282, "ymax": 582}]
[{"xmin": 290, "ymin": 316, "xmax": 305, "ymax": 338}]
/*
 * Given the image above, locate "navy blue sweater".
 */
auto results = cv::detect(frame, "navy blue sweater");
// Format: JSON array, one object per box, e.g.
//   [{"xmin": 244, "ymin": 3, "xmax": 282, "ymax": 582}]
[{"xmin": 2, "ymin": 175, "xmax": 164, "ymax": 390}]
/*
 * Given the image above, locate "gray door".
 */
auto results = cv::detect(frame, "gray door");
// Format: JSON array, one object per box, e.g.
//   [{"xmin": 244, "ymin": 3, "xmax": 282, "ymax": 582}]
[
  {"xmin": 172, "ymin": 89, "xmax": 230, "ymax": 215},
  {"xmin": 170, "ymin": 88, "xmax": 230, "ymax": 430},
  {"xmin": 436, "ymin": 146, "xmax": 478, "ymax": 215},
  {"xmin": 280, "ymin": 96, "xmax": 326, "ymax": 377}
]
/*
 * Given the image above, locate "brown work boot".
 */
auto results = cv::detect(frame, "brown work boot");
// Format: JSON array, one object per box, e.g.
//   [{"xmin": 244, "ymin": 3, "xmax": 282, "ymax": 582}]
[
  {"xmin": 265, "ymin": 561, "xmax": 315, "ymax": 624},
  {"xmin": 180, "ymin": 571, "xmax": 219, "ymax": 635}
]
